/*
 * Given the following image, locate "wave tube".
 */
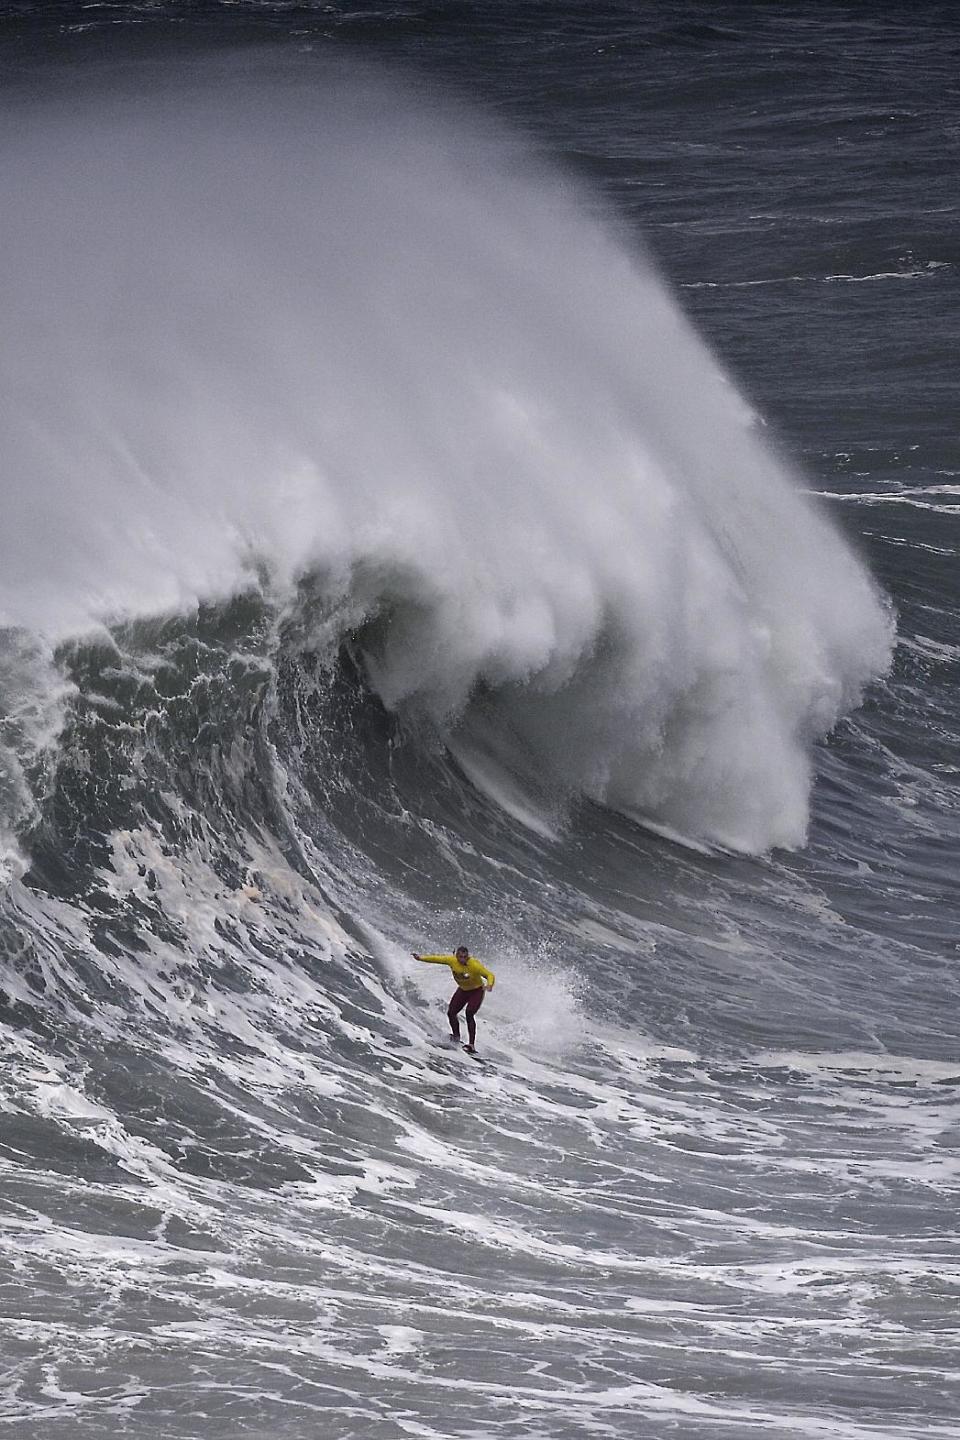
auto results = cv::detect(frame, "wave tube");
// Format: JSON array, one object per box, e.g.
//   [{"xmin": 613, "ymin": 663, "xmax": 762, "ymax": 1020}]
[{"xmin": 0, "ymin": 53, "xmax": 893, "ymax": 856}]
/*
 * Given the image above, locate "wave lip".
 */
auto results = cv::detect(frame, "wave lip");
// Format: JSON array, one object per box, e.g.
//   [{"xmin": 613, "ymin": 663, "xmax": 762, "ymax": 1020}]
[{"xmin": 0, "ymin": 54, "xmax": 894, "ymax": 855}]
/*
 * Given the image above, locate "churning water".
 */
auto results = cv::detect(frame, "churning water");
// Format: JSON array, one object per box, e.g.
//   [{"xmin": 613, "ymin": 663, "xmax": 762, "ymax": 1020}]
[{"xmin": 1, "ymin": 5, "xmax": 958, "ymax": 1437}]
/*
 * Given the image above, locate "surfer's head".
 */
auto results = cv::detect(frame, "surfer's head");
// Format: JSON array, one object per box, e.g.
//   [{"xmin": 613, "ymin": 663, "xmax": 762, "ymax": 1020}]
[{"xmin": 455, "ymin": 945, "xmax": 469, "ymax": 962}]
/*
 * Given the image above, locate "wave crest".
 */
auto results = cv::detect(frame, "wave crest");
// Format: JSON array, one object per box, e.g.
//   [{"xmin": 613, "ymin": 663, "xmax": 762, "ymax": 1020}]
[{"xmin": 0, "ymin": 54, "xmax": 893, "ymax": 854}]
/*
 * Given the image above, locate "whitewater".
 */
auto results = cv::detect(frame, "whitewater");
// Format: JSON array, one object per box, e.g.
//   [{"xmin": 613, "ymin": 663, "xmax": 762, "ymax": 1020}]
[
  {"xmin": 0, "ymin": 53, "xmax": 893, "ymax": 862},
  {"xmin": 1, "ymin": 7, "xmax": 958, "ymax": 1439}
]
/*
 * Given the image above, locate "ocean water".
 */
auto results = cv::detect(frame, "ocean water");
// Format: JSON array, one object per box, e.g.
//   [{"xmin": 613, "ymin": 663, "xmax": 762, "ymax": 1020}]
[{"xmin": 1, "ymin": 4, "xmax": 958, "ymax": 1437}]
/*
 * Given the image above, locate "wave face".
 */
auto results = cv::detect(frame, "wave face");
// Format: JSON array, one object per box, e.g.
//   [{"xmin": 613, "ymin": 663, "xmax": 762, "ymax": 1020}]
[{"xmin": 0, "ymin": 54, "xmax": 891, "ymax": 858}]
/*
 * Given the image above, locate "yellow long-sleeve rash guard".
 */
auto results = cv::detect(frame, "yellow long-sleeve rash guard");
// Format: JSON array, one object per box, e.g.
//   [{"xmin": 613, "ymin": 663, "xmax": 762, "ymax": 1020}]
[{"xmin": 417, "ymin": 954, "xmax": 495, "ymax": 991}]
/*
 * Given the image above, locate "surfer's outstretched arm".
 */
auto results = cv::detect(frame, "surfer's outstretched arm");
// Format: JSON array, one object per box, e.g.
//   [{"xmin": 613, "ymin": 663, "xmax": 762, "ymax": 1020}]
[{"xmin": 412, "ymin": 953, "xmax": 455, "ymax": 968}]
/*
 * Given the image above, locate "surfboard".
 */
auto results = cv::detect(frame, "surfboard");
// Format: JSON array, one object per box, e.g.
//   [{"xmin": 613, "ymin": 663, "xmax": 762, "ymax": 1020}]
[{"xmin": 432, "ymin": 1041, "xmax": 490, "ymax": 1066}]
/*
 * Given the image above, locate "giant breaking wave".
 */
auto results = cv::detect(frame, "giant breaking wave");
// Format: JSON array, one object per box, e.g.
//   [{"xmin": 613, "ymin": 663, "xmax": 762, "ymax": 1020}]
[{"xmin": 0, "ymin": 52, "xmax": 893, "ymax": 863}]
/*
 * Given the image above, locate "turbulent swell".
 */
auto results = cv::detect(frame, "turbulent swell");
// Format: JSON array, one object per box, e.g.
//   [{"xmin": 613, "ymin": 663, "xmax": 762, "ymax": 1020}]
[
  {"xmin": 0, "ymin": 52, "xmax": 893, "ymax": 855},
  {"xmin": 2, "ymin": 14, "xmax": 958, "ymax": 1440}
]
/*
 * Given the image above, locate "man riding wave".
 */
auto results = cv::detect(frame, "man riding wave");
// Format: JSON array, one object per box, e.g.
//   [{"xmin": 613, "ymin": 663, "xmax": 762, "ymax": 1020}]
[{"xmin": 413, "ymin": 945, "xmax": 495, "ymax": 1053}]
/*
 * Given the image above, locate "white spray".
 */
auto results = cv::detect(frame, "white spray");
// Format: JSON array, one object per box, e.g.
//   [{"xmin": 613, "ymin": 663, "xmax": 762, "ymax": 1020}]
[{"xmin": 0, "ymin": 54, "xmax": 893, "ymax": 855}]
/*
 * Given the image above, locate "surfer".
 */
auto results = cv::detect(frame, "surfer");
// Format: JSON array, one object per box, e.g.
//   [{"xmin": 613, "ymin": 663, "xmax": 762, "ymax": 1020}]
[{"xmin": 412, "ymin": 946, "xmax": 496, "ymax": 1053}]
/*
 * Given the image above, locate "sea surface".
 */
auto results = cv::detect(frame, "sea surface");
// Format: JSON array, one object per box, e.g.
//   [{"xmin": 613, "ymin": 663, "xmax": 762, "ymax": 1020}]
[{"xmin": 1, "ymin": 4, "xmax": 958, "ymax": 1437}]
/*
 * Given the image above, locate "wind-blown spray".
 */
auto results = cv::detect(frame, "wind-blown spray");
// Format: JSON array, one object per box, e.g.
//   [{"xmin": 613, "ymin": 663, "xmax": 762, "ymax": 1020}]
[{"xmin": 0, "ymin": 54, "xmax": 893, "ymax": 855}]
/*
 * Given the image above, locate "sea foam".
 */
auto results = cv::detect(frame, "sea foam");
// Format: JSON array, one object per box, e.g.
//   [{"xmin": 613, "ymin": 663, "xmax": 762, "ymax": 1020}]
[{"xmin": 0, "ymin": 54, "xmax": 893, "ymax": 853}]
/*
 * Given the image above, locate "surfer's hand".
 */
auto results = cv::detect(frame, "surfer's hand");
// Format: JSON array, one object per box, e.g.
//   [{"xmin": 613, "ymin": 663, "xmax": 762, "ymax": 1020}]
[{"xmin": 412, "ymin": 952, "xmax": 421, "ymax": 961}]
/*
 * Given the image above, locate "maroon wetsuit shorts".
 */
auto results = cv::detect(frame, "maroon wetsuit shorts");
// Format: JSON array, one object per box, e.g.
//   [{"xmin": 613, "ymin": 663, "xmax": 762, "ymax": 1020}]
[{"xmin": 448, "ymin": 986, "xmax": 485, "ymax": 1018}]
